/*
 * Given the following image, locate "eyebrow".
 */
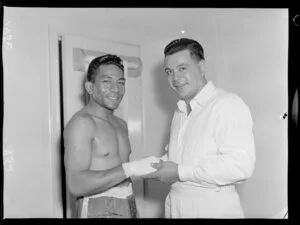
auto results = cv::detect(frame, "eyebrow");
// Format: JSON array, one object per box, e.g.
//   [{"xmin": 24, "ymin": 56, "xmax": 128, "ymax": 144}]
[
  {"xmin": 176, "ymin": 63, "xmax": 188, "ymax": 68},
  {"xmin": 165, "ymin": 63, "xmax": 188, "ymax": 70},
  {"xmin": 100, "ymin": 75, "xmax": 125, "ymax": 80}
]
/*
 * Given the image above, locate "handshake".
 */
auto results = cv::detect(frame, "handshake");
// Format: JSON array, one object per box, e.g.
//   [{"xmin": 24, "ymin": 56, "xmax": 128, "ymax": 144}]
[{"xmin": 122, "ymin": 156, "xmax": 161, "ymax": 178}]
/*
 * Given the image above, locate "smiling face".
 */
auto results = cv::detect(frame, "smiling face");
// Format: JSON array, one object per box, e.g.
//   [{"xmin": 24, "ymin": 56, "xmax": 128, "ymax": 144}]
[
  {"xmin": 164, "ymin": 49, "xmax": 206, "ymax": 103},
  {"xmin": 86, "ymin": 64, "xmax": 125, "ymax": 111}
]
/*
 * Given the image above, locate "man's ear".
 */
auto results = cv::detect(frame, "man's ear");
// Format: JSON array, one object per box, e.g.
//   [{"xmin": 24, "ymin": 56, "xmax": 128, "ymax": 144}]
[
  {"xmin": 85, "ymin": 81, "xmax": 94, "ymax": 95},
  {"xmin": 198, "ymin": 60, "xmax": 206, "ymax": 75}
]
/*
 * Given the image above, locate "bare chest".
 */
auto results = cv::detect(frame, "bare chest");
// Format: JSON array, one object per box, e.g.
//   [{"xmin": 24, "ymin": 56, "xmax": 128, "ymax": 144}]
[{"xmin": 90, "ymin": 120, "xmax": 131, "ymax": 170}]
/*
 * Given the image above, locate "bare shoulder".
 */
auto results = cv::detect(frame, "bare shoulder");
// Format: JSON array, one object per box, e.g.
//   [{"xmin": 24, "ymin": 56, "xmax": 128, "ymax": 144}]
[
  {"xmin": 64, "ymin": 110, "xmax": 96, "ymax": 139},
  {"xmin": 114, "ymin": 116, "xmax": 128, "ymax": 132}
]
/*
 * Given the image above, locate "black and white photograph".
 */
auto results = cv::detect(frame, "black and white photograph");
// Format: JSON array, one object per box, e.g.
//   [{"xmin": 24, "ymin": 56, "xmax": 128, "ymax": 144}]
[{"xmin": 2, "ymin": 6, "xmax": 297, "ymax": 219}]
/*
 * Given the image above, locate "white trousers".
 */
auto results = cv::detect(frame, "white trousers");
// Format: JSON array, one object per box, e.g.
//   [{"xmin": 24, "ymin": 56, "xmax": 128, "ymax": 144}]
[{"xmin": 165, "ymin": 184, "xmax": 245, "ymax": 218}]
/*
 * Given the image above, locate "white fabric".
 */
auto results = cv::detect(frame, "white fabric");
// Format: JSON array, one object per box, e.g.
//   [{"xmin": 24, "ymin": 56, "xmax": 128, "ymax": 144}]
[
  {"xmin": 159, "ymin": 146, "xmax": 168, "ymax": 161},
  {"xmin": 160, "ymin": 153, "xmax": 168, "ymax": 161},
  {"xmin": 122, "ymin": 156, "xmax": 160, "ymax": 178},
  {"xmin": 165, "ymin": 183, "xmax": 244, "ymax": 218},
  {"xmin": 164, "ymin": 81, "xmax": 255, "ymax": 217},
  {"xmin": 80, "ymin": 183, "xmax": 133, "ymax": 218},
  {"xmin": 167, "ymin": 81, "xmax": 255, "ymax": 187}
]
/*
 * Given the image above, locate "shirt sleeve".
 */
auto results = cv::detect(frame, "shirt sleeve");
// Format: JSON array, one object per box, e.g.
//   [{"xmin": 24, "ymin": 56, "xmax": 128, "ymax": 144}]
[
  {"xmin": 160, "ymin": 144, "xmax": 168, "ymax": 161},
  {"xmin": 178, "ymin": 95, "xmax": 256, "ymax": 185}
]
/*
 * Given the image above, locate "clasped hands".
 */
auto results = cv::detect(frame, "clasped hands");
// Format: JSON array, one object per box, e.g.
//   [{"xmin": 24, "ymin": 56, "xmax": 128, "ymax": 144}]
[{"xmin": 122, "ymin": 156, "xmax": 179, "ymax": 184}]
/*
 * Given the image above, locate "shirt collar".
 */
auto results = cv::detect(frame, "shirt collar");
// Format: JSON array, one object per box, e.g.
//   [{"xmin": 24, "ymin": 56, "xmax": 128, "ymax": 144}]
[{"xmin": 176, "ymin": 81, "xmax": 216, "ymax": 113}]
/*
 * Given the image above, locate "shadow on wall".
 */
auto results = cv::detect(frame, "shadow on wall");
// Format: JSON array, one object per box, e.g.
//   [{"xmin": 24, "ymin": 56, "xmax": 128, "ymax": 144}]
[
  {"xmin": 80, "ymin": 73, "xmax": 89, "ymax": 106},
  {"xmin": 146, "ymin": 180, "xmax": 171, "ymax": 218},
  {"xmin": 236, "ymin": 183, "xmax": 247, "ymax": 213},
  {"xmin": 153, "ymin": 60, "xmax": 178, "ymax": 144},
  {"xmin": 145, "ymin": 61, "xmax": 178, "ymax": 217}
]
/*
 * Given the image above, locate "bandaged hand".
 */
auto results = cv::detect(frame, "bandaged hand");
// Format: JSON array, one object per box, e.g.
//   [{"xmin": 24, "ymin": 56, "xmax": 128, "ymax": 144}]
[{"xmin": 122, "ymin": 156, "xmax": 160, "ymax": 178}]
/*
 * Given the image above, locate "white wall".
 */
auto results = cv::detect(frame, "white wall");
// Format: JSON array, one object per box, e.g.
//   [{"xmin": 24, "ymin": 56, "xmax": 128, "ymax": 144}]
[
  {"xmin": 212, "ymin": 9, "xmax": 288, "ymax": 218},
  {"xmin": 3, "ymin": 8, "xmax": 288, "ymax": 218},
  {"xmin": 3, "ymin": 8, "xmax": 54, "ymax": 217}
]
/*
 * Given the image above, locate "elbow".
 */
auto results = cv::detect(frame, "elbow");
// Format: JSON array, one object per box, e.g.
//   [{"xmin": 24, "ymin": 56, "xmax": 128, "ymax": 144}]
[
  {"xmin": 68, "ymin": 187, "xmax": 83, "ymax": 197},
  {"xmin": 66, "ymin": 175, "xmax": 86, "ymax": 197},
  {"xmin": 67, "ymin": 182, "xmax": 84, "ymax": 197},
  {"xmin": 235, "ymin": 149, "xmax": 256, "ymax": 181},
  {"xmin": 236, "ymin": 158, "xmax": 255, "ymax": 181},
  {"xmin": 245, "ymin": 154, "xmax": 256, "ymax": 178},
  {"xmin": 240, "ymin": 169, "xmax": 252, "ymax": 181}
]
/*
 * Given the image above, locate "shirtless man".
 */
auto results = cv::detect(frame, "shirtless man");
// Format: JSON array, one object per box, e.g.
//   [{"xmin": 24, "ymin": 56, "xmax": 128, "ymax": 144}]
[{"xmin": 63, "ymin": 54, "xmax": 159, "ymax": 218}]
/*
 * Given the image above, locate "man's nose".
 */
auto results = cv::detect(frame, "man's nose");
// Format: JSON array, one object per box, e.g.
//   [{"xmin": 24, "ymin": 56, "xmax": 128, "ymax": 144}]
[
  {"xmin": 110, "ymin": 82, "xmax": 119, "ymax": 92},
  {"xmin": 173, "ymin": 70, "xmax": 182, "ymax": 80}
]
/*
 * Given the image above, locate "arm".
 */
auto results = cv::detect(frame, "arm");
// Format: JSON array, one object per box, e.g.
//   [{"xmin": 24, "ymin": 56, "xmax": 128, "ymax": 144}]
[
  {"xmin": 178, "ymin": 96, "xmax": 256, "ymax": 185},
  {"xmin": 64, "ymin": 116, "xmax": 127, "ymax": 197}
]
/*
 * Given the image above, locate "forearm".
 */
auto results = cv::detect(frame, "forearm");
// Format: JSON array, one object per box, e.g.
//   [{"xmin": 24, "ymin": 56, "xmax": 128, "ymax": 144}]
[
  {"xmin": 67, "ymin": 156, "xmax": 160, "ymax": 197},
  {"xmin": 178, "ymin": 151, "xmax": 255, "ymax": 186},
  {"xmin": 67, "ymin": 165, "xmax": 127, "ymax": 197}
]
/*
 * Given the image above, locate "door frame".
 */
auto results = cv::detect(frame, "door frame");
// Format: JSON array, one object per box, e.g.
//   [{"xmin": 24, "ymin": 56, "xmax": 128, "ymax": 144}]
[
  {"xmin": 47, "ymin": 25, "xmax": 65, "ymax": 218},
  {"xmin": 47, "ymin": 25, "xmax": 146, "ymax": 218}
]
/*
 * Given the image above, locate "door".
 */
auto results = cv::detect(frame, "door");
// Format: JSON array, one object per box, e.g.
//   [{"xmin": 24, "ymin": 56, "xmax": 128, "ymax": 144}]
[{"xmin": 60, "ymin": 34, "xmax": 144, "ymax": 218}]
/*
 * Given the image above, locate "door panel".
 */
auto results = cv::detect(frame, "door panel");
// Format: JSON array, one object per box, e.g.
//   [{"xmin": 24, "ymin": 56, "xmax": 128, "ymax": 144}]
[{"xmin": 61, "ymin": 35, "xmax": 144, "ymax": 218}]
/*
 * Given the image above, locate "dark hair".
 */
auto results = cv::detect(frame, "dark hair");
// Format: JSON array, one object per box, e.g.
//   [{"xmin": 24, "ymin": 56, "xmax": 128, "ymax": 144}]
[
  {"xmin": 86, "ymin": 54, "xmax": 124, "ymax": 83},
  {"xmin": 164, "ymin": 38, "xmax": 205, "ymax": 61}
]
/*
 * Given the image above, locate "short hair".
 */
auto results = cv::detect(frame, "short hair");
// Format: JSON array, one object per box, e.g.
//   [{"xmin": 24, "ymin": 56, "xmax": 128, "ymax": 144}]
[
  {"xmin": 164, "ymin": 38, "xmax": 205, "ymax": 61},
  {"xmin": 86, "ymin": 54, "xmax": 124, "ymax": 83}
]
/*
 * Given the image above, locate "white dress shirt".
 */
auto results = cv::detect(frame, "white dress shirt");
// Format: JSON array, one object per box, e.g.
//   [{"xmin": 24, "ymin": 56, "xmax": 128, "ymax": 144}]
[{"xmin": 164, "ymin": 81, "xmax": 256, "ymax": 188}]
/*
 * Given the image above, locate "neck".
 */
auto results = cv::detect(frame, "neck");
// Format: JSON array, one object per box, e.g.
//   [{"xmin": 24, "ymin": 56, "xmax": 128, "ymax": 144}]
[
  {"xmin": 183, "ymin": 79, "xmax": 208, "ymax": 114},
  {"xmin": 186, "ymin": 102, "xmax": 192, "ymax": 115},
  {"xmin": 184, "ymin": 80, "xmax": 208, "ymax": 104}
]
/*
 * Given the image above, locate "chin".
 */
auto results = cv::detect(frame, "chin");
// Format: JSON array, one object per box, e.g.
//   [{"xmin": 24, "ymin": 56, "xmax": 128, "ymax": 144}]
[
  {"xmin": 106, "ymin": 105, "xmax": 119, "ymax": 111},
  {"xmin": 104, "ymin": 99, "xmax": 120, "ymax": 109},
  {"xmin": 177, "ymin": 91, "xmax": 189, "ymax": 100},
  {"xmin": 110, "ymin": 102, "xmax": 122, "ymax": 110}
]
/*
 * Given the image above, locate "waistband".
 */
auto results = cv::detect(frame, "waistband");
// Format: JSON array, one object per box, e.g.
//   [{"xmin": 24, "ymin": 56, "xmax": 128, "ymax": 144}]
[
  {"xmin": 89, "ymin": 183, "xmax": 133, "ymax": 199},
  {"xmin": 79, "ymin": 183, "xmax": 133, "ymax": 218},
  {"xmin": 170, "ymin": 183, "xmax": 236, "ymax": 198}
]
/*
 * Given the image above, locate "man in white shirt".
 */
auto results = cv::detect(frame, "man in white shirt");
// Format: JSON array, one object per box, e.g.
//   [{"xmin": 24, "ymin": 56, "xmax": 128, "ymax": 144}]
[{"xmin": 143, "ymin": 38, "xmax": 256, "ymax": 218}]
